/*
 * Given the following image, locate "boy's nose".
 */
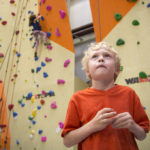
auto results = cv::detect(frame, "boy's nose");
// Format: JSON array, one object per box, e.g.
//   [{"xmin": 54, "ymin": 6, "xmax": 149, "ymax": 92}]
[{"xmin": 98, "ymin": 56, "xmax": 104, "ymax": 62}]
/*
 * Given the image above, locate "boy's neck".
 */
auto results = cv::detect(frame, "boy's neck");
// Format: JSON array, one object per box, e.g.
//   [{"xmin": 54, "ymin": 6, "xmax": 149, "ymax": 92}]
[{"xmin": 91, "ymin": 79, "xmax": 115, "ymax": 91}]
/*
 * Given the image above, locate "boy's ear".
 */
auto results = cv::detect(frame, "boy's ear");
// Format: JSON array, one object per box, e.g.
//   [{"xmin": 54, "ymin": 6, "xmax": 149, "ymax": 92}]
[{"xmin": 86, "ymin": 70, "xmax": 91, "ymax": 79}]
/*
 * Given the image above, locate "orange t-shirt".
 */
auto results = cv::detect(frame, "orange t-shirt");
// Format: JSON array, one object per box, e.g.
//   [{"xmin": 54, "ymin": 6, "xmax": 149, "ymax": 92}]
[{"xmin": 61, "ymin": 85, "xmax": 149, "ymax": 150}]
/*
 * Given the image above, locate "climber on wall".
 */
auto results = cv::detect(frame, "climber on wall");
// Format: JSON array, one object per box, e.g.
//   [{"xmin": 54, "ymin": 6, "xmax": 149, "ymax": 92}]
[{"xmin": 29, "ymin": 13, "xmax": 49, "ymax": 58}]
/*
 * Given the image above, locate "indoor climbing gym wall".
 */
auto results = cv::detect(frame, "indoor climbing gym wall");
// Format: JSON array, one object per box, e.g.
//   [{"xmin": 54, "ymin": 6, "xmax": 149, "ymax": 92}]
[
  {"xmin": 90, "ymin": 0, "xmax": 150, "ymax": 149},
  {"xmin": 0, "ymin": 0, "xmax": 74, "ymax": 150}
]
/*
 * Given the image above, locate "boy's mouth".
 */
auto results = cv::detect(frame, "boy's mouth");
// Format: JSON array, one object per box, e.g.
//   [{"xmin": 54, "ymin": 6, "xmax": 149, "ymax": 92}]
[{"xmin": 96, "ymin": 64, "xmax": 106, "ymax": 69}]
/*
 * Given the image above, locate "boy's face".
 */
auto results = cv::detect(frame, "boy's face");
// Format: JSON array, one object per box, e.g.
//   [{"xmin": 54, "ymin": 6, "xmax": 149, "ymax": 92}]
[{"xmin": 86, "ymin": 48, "xmax": 119, "ymax": 81}]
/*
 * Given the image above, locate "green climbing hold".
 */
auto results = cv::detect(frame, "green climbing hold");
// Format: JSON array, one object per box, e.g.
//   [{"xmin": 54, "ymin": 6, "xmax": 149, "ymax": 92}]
[
  {"xmin": 120, "ymin": 66, "xmax": 124, "ymax": 71},
  {"xmin": 31, "ymin": 69, "xmax": 34, "ymax": 73},
  {"xmin": 139, "ymin": 72, "xmax": 147, "ymax": 79},
  {"xmin": 137, "ymin": 41, "xmax": 140, "ymax": 45},
  {"xmin": 141, "ymin": 1, "xmax": 145, "ymax": 4},
  {"xmin": 28, "ymin": 116, "xmax": 33, "ymax": 120},
  {"xmin": 126, "ymin": 0, "xmax": 137, "ymax": 2},
  {"xmin": 18, "ymin": 99, "xmax": 22, "ymax": 104},
  {"xmin": 114, "ymin": 13, "xmax": 122, "ymax": 21},
  {"xmin": 132, "ymin": 20, "xmax": 140, "ymax": 26},
  {"xmin": 116, "ymin": 38, "xmax": 125, "ymax": 46}
]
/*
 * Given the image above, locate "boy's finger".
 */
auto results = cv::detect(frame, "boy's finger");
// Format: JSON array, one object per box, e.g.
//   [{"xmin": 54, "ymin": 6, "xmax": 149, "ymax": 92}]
[
  {"xmin": 102, "ymin": 112, "xmax": 117, "ymax": 119},
  {"xmin": 100, "ymin": 108, "xmax": 115, "ymax": 114}
]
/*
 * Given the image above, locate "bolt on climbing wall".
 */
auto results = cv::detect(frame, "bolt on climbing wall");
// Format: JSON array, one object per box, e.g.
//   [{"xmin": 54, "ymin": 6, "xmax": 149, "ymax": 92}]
[{"xmin": 0, "ymin": 0, "xmax": 74, "ymax": 150}]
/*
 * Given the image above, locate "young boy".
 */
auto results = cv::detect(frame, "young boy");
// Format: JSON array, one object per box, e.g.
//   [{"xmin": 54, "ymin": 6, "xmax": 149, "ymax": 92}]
[{"xmin": 61, "ymin": 42, "xmax": 149, "ymax": 150}]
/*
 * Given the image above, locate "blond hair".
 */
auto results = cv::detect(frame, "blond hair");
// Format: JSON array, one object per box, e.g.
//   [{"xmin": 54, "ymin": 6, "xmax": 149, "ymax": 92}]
[{"xmin": 81, "ymin": 41, "xmax": 121, "ymax": 81}]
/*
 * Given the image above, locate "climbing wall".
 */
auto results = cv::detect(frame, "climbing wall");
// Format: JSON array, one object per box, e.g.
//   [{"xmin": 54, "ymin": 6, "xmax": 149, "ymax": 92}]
[
  {"xmin": 0, "ymin": 0, "xmax": 74, "ymax": 150},
  {"xmin": 90, "ymin": 0, "xmax": 150, "ymax": 149}
]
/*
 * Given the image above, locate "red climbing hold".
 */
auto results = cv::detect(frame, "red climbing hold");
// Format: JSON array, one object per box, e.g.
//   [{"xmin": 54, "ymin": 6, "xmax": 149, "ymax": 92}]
[
  {"xmin": 2, "ymin": 21, "xmax": 7, "ymax": 25},
  {"xmin": 11, "ymin": 12, "xmax": 16, "ymax": 16},
  {"xmin": 0, "ymin": 53, "xmax": 4, "ymax": 57},
  {"xmin": 10, "ymin": 0, "xmax": 15, "ymax": 4}
]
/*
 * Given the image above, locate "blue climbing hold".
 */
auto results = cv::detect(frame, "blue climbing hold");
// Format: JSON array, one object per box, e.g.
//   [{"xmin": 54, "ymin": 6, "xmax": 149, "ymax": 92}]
[
  {"xmin": 41, "ymin": 16, "xmax": 45, "ymax": 21},
  {"xmin": 32, "ymin": 120, "xmax": 36, "ymax": 125},
  {"xmin": 16, "ymin": 140, "xmax": 20, "ymax": 145},
  {"xmin": 17, "ymin": 52, "xmax": 21, "ymax": 57},
  {"xmin": 37, "ymin": 105, "xmax": 41, "ymax": 110},
  {"xmin": 27, "ymin": 92, "xmax": 32, "ymax": 99},
  {"xmin": 43, "ymin": 72, "xmax": 48, "ymax": 78},
  {"xmin": 47, "ymin": 32, "xmax": 51, "ymax": 37},
  {"xmin": 147, "ymin": 3, "xmax": 150, "ymax": 7},
  {"xmin": 49, "ymin": 90, "xmax": 54, "ymax": 96},
  {"xmin": 21, "ymin": 103, "xmax": 25, "ymax": 107},
  {"xmin": 13, "ymin": 112, "xmax": 18, "ymax": 117},
  {"xmin": 36, "ymin": 67, "xmax": 41, "ymax": 73},
  {"xmin": 38, "ymin": 129, "xmax": 43, "ymax": 134},
  {"xmin": 41, "ymin": 61, "xmax": 46, "ymax": 67},
  {"xmin": 35, "ymin": 56, "xmax": 39, "ymax": 61}
]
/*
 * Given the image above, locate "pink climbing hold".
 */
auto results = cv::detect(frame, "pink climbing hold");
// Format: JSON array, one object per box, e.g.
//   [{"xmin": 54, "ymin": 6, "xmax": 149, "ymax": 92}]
[
  {"xmin": 46, "ymin": 5, "xmax": 52, "ymax": 11},
  {"xmin": 47, "ymin": 45, "xmax": 53, "ymax": 50},
  {"xmin": 57, "ymin": 79, "xmax": 65, "ymax": 84},
  {"xmin": 41, "ymin": 136, "xmax": 47, "ymax": 142},
  {"xmin": 42, "ymin": 0, "xmax": 46, "ymax": 4},
  {"xmin": 0, "ymin": 53, "xmax": 4, "ymax": 58},
  {"xmin": 59, "ymin": 10, "xmax": 66, "ymax": 19},
  {"xmin": 64, "ymin": 59, "xmax": 71, "ymax": 67},
  {"xmin": 50, "ymin": 101, "xmax": 57, "ymax": 109},
  {"xmin": 58, "ymin": 122, "xmax": 64, "ymax": 129},
  {"xmin": 55, "ymin": 28, "xmax": 61, "ymax": 37},
  {"xmin": 41, "ymin": 90, "xmax": 46, "ymax": 95},
  {"xmin": 45, "ymin": 57, "xmax": 52, "ymax": 62}
]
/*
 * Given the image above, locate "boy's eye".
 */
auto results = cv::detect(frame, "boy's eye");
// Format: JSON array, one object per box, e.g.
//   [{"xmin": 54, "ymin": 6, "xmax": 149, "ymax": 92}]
[
  {"xmin": 92, "ymin": 55, "xmax": 97, "ymax": 59},
  {"xmin": 104, "ymin": 54, "xmax": 111, "ymax": 57}
]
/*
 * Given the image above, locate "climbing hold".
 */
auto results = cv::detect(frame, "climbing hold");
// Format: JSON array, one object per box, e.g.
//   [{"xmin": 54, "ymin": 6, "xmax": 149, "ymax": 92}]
[
  {"xmin": 64, "ymin": 59, "xmax": 71, "ymax": 67},
  {"xmin": 58, "ymin": 122, "xmax": 64, "ymax": 129},
  {"xmin": 55, "ymin": 28, "xmax": 61, "ymax": 37},
  {"xmin": 41, "ymin": 62, "xmax": 46, "ymax": 67},
  {"xmin": 35, "ymin": 56, "xmax": 39, "ymax": 61},
  {"xmin": 31, "ymin": 97, "xmax": 35, "ymax": 103},
  {"xmin": 137, "ymin": 41, "xmax": 140, "ymax": 45},
  {"xmin": 37, "ymin": 105, "xmax": 41, "ymax": 110},
  {"xmin": 2, "ymin": 21, "xmax": 7, "ymax": 25},
  {"xmin": 8, "ymin": 104, "xmax": 14, "ymax": 111},
  {"xmin": 13, "ymin": 112, "xmax": 18, "ymax": 118},
  {"xmin": 32, "ymin": 120, "xmax": 36, "ymax": 125},
  {"xmin": 50, "ymin": 101, "xmax": 57, "ymax": 109},
  {"xmin": 31, "ymin": 69, "xmax": 35, "ymax": 73},
  {"xmin": 114, "ymin": 13, "xmax": 122, "ymax": 21},
  {"xmin": 41, "ymin": 90, "xmax": 46, "ymax": 95},
  {"xmin": 16, "ymin": 30, "xmax": 20, "ymax": 35},
  {"xmin": 57, "ymin": 79, "xmax": 66, "ymax": 84},
  {"xmin": 116, "ymin": 38, "xmax": 125, "ymax": 46},
  {"xmin": 18, "ymin": 99, "xmax": 22, "ymax": 104},
  {"xmin": 147, "ymin": 3, "xmax": 150, "ymax": 7},
  {"xmin": 46, "ymin": 5, "xmax": 52, "ymax": 11},
  {"xmin": 59, "ymin": 10, "xmax": 66, "ymax": 19},
  {"xmin": 47, "ymin": 44, "xmax": 53, "ymax": 50},
  {"xmin": 132, "ymin": 20, "xmax": 140, "ymax": 26},
  {"xmin": 36, "ymin": 67, "xmax": 41, "ymax": 73},
  {"xmin": 16, "ymin": 140, "xmax": 20, "ymax": 145},
  {"xmin": 41, "ymin": 136, "xmax": 47, "ymax": 142},
  {"xmin": 42, "ymin": 0, "xmax": 46, "ymax": 4},
  {"xmin": 41, "ymin": 16, "xmax": 45, "ymax": 21},
  {"xmin": 14, "ymin": 74, "xmax": 18, "ymax": 78},
  {"xmin": 139, "ymin": 72, "xmax": 147, "ymax": 79},
  {"xmin": 126, "ymin": 0, "xmax": 137, "ymax": 2},
  {"xmin": 45, "ymin": 57, "xmax": 52, "ymax": 62},
  {"xmin": 11, "ymin": 12, "xmax": 16, "ymax": 16},
  {"xmin": 38, "ymin": 129, "xmax": 43, "ymax": 134},
  {"xmin": 27, "ymin": 92, "xmax": 32, "ymax": 99},
  {"xmin": 30, "ymin": 130, "xmax": 35, "ymax": 135},
  {"xmin": 0, "ymin": 53, "xmax": 4, "ymax": 58},
  {"xmin": 28, "ymin": 116, "xmax": 33, "ymax": 120},
  {"xmin": 21, "ymin": 103, "xmax": 25, "ymax": 107},
  {"xmin": 49, "ymin": 90, "xmax": 54, "ymax": 96},
  {"xmin": 40, "ymin": 99, "xmax": 45, "ymax": 105},
  {"xmin": 10, "ymin": 0, "xmax": 15, "ymax": 4},
  {"xmin": 17, "ymin": 52, "xmax": 21, "ymax": 57},
  {"xmin": 43, "ymin": 72, "xmax": 48, "ymax": 78},
  {"xmin": 47, "ymin": 32, "xmax": 51, "ymax": 37},
  {"xmin": 120, "ymin": 66, "xmax": 124, "ymax": 71},
  {"xmin": 0, "ymin": 17, "xmax": 2, "ymax": 20}
]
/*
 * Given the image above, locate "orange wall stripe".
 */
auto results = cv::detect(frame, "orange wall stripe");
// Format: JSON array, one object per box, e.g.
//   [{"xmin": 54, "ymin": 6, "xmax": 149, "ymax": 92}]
[
  {"xmin": 90, "ymin": 0, "xmax": 138, "ymax": 42},
  {"xmin": 0, "ymin": 83, "xmax": 10, "ymax": 150},
  {"xmin": 38, "ymin": 0, "xmax": 74, "ymax": 53}
]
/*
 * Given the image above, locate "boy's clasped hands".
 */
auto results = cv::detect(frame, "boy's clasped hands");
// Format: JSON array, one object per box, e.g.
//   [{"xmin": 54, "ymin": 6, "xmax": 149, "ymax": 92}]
[{"xmin": 91, "ymin": 108, "xmax": 136, "ymax": 132}]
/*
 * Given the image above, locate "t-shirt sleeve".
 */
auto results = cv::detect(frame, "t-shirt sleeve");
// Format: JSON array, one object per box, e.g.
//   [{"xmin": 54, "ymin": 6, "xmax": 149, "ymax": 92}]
[
  {"xmin": 61, "ymin": 96, "xmax": 80, "ymax": 137},
  {"xmin": 132, "ymin": 90, "xmax": 150, "ymax": 133}
]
